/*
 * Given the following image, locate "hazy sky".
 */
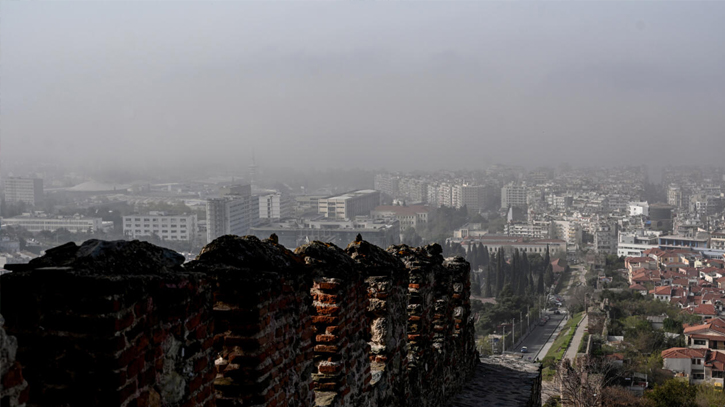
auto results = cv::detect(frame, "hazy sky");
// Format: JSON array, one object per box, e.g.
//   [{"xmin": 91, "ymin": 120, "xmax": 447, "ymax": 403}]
[{"xmin": 3, "ymin": 2, "xmax": 724, "ymax": 172}]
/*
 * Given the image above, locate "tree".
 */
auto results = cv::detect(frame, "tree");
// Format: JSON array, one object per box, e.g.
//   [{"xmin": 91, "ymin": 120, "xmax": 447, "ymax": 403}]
[
  {"xmin": 602, "ymin": 386, "xmax": 654, "ymax": 407},
  {"xmin": 645, "ymin": 379, "xmax": 697, "ymax": 407},
  {"xmin": 483, "ymin": 264, "xmax": 493, "ymax": 298},
  {"xmin": 402, "ymin": 227, "xmax": 423, "ymax": 246},
  {"xmin": 556, "ymin": 356, "xmax": 617, "ymax": 407}
]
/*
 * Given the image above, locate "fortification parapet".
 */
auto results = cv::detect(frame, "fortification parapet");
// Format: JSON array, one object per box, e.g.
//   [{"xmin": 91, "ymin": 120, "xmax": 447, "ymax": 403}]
[
  {"xmin": 1, "ymin": 240, "xmax": 215, "ymax": 407},
  {"xmin": 1, "ymin": 236, "xmax": 484, "ymax": 407}
]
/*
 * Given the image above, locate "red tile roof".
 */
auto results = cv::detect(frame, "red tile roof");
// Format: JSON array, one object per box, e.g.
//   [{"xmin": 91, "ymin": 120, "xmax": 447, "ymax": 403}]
[{"xmin": 662, "ymin": 347, "xmax": 708, "ymax": 359}]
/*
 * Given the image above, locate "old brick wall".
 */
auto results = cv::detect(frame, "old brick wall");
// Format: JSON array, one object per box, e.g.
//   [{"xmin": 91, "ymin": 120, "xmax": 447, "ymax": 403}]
[
  {"xmin": 295, "ymin": 241, "xmax": 371, "ymax": 407},
  {"xmin": 185, "ymin": 235, "xmax": 315, "ymax": 407},
  {"xmin": 1, "ymin": 240, "xmax": 215, "ymax": 407},
  {"xmin": 1, "ymin": 314, "xmax": 29, "ymax": 407},
  {"xmin": 345, "ymin": 239, "xmax": 409, "ymax": 407},
  {"xmin": 1, "ymin": 237, "xmax": 479, "ymax": 407}
]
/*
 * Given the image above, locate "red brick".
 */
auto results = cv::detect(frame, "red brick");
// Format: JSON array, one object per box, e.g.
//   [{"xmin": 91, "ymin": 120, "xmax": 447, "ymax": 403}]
[
  {"xmin": 314, "ymin": 345, "xmax": 339, "ymax": 353},
  {"xmin": 315, "ymin": 334, "xmax": 337, "ymax": 343},
  {"xmin": 1, "ymin": 361, "xmax": 24, "ymax": 388},
  {"xmin": 116, "ymin": 311, "xmax": 136, "ymax": 331},
  {"xmin": 315, "ymin": 282, "xmax": 340, "ymax": 290},
  {"xmin": 194, "ymin": 356, "xmax": 209, "ymax": 373},
  {"xmin": 315, "ymin": 305, "xmax": 341, "ymax": 315},
  {"xmin": 186, "ymin": 314, "xmax": 202, "ymax": 331},
  {"xmin": 311, "ymin": 316, "xmax": 339, "ymax": 324}
]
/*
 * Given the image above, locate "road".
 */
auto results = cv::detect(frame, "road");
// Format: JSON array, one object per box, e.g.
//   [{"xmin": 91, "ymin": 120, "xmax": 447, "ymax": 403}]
[
  {"xmin": 506, "ymin": 264, "xmax": 589, "ymax": 362},
  {"xmin": 517, "ymin": 312, "xmax": 566, "ymax": 361}
]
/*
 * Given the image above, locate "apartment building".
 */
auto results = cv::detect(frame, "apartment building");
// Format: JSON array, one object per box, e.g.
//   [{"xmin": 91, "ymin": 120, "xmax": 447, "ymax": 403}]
[
  {"xmin": 123, "ymin": 212, "xmax": 197, "ymax": 241},
  {"xmin": 4, "ymin": 177, "xmax": 43, "ymax": 206}
]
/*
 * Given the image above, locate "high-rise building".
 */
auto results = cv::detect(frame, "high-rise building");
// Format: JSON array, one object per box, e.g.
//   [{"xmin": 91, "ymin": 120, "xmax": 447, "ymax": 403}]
[
  {"xmin": 259, "ymin": 193, "xmax": 292, "ymax": 220},
  {"xmin": 4, "ymin": 177, "xmax": 43, "ymax": 206},
  {"xmin": 501, "ymin": 183, "xmax": 527, "ymax": 209},
  {"xmin": 206, "ymin": 184, "xmax": 257, "ymax": 242},
  {"xmin": 374, "ymin": 174, "xmax": 399, "ymax": 198},
  {"xmin": 461, "ymin": 185, "xmax": 489, "ymax": 211}
]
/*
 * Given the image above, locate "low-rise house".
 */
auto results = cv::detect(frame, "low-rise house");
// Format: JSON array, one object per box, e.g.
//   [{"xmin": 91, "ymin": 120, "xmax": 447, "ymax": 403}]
[
  {"xmin": 652, "ymin": 286, "xmax": 673, "ymax": 302},
  {"xmin": 629, "ymin": 283, "xmax": 648, "ymax": 296},
  {"xmin": 661, "ymin": 348, "xmax": 708, "ymax": 383}
]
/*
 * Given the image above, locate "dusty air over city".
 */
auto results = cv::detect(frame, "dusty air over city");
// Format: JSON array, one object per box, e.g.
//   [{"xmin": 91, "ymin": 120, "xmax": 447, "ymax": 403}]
[{"xmin": 1, "ymin": 2, "xmax": 725, "ymax": 407}]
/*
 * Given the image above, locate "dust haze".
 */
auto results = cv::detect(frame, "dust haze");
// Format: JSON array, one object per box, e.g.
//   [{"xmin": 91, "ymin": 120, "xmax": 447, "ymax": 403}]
[{"xmin": 3, "ymin": 2, "xmax": 724, "ymax": 173}]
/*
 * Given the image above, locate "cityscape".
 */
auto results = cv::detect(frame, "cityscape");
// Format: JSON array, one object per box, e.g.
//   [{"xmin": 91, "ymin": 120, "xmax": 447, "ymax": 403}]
[{"xmin": 2, "ymin": 2, "xmax": 725, "ymax": 407}]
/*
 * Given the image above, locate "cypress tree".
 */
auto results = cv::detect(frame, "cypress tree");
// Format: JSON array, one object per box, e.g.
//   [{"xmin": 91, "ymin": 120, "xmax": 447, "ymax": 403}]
[
  {"xmin": 536, "ymin": 271, "xmax": 545, "ymax": 294},
  {"xmin": 483, "ymin": 264, "xmax": 493, "ymax": 297},
  {"xmin": 480, "ymin": 245, "xmax": 489, "ymax": 267}
]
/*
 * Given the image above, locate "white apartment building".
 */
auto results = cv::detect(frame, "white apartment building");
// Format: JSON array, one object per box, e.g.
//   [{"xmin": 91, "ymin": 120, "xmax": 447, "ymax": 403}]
[
  {"xmin": 123, "ymin": 212, "xmax": 197, "ymax": 241},
  {"xmin": 374, "ymin": 174, "xmax": 399, "ymax": 198},
  {"xmin": 554, "ymin": 220, "xmax": 582, "ymax": 248},
  {"xmin": 629, "ymin": 202, "xmax": 650, "ymax": 217},
  {"xmin": 259, "ymin": 193, "xmax": 292, "ymax": 220},
  {"xmin": 4, "ymin": 177, "xmax": 44, "ymax": 206},
  {"xmin": 3, "ymin": 214, "xmax": 102, "ymax": 233},
  {"xmin": 503, "ymin": 222, "xmax": 549, "ymax": 239},
  {"xmin": 501, "ymin": 183, "xmax": 527, "ymax": 209},
  {"xmin": 318, "ymin": 190, "xmax": 380, "ymax": 220},
  {"xmin": 617, "ymin": 230, "xmax": 660, "ymax": 257}
]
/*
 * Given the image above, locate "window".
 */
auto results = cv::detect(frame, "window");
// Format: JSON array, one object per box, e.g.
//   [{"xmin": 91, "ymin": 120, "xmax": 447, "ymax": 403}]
[{"xmin": 693, "ymin": 373, "xmax": 705, "ymax": 380}]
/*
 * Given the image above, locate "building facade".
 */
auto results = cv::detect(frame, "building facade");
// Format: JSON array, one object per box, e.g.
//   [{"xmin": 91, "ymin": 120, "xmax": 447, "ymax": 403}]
[
  {"xmin": 4, "ymin": 177, "xmax": 43, "ymax": 206},
  {"xmin": 318, "ymin": 190, "xmax": 380, "ymax": 220},
  {"xmin": 259, "ymin": 193, "xmax": 292, "ymax": 220},
  {"xmin": 3, "ymin": 214, "xmax": 102, "ymax": 233},
  {"xmin": 123, "ymin": 212, "xmax": 197, "ymax": 241},
  {"xmin": 206, "ymin": 185, "xmax": 257, "ymax": 242},
  {"xmin": 501, "ymin": 183, "xmax": 527, "ymax": 209}
]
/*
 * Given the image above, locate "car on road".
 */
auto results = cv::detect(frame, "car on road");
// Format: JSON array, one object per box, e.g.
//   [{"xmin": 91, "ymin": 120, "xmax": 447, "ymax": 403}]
[{"xmin": 521, "ymin": 346, "xmax": 528, "ymax": 353}]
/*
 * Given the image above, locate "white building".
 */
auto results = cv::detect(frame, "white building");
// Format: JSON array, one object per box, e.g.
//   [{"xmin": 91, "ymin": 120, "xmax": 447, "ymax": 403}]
[
  {"xmin": 259, "ymin": 193, "xmax": 292, "ymax": 220},
  {"xmin": 629, "ymin": 202, "xmax": 650, "ymax": 217},
  {"xmin": 554, "ymin": 220, "xmax": 582, "ymax": 248},
  {"xmin": 318, "ymin": 190, "xmax": 380, "ymax": 220},
  {"xmin": 617, "ymin": 230, "xmax": 660, "ymax": 257},
  {"xmin": 371, "ymin": 205, "xmax": 431, "ymax": 231},
  {"xmin": 207, "ymin": 185, "xmax": 257, "ymax": 242},
  {"xmin": 501, "ymin": 183, "xmax": 527, "ymax": 209},
  {"xmin": 4, "ymin": 177, "xmax": 43, "ymax": 206},
  {"xmin": 3, "ymin": 213, "xmax": 102, "ymax": 233},
  {"xmin": 123, "ymin": 212, "xmax": 197, "ymax": 241}
]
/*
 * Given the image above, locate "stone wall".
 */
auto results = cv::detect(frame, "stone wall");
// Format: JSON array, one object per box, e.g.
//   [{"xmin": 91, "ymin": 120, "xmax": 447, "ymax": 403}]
[
  {"xmin": 1, "ymin": 314, "xmax": 29, "ymax": 407},
  {"xmin": 1, "ymin": 240, "xmax": 215, "ymax": 407},
  {"xmin": 1, "ymin": 236, "xmax": 479, "ymax": 407}
]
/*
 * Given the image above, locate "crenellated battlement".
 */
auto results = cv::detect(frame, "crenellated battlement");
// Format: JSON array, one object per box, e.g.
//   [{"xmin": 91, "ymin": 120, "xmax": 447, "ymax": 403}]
[{"xmin": 1, "ymin": 236, "xmax": 478, "ymax": 407}]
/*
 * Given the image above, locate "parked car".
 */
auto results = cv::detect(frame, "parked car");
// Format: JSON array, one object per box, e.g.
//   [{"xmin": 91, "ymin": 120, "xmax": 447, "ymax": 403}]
[{"xmin": 521, "ymin": 346, "xmax": 528, "ymax": 353}]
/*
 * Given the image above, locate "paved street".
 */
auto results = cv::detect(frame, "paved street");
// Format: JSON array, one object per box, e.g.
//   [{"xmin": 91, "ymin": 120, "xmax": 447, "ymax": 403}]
[
  {"xmin": 564, "ymin": 314, "xmax": 589, "ymax": 362},
  {"xmin": 516, "ymin": 312, "xmax": 566, "ymax": 361}
]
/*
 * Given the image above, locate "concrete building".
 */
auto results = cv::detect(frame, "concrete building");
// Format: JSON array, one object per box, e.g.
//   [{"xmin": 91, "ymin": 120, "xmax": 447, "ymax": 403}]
[
  {"xmin": 503, "ymin": 222, "xmax": 549, "ymax": 239},
  {"xmin": 259, "ymin": 193, "xmax": 292, "ymax": 220},
  {"xmin": 370, "ymin": 205, "xmax": 431, "ymax": 231},
  {"xmin": 206, "ymin": 185, "xmax": 257, "ymax": 242},
  {"xmin": 459, "ymin": 235, "xmax": 566, "ymax": 256},
  {"xmin": 594, "ymin": 222, "xmax": 617, "ymax": 255},
  {"xmin": 318, "ymin": 190, "xmax": 380, "ymax": 220},
  {"xmin": 4, "ymin": 177, "xmax": 43, "ymax": 206},
  {"xmin": 628, "ymin": 202, "xmax": 650, "ymax": 217},
  {"xmin": 461, "ymin": 185, "xmax": 489, "ymax": 212},
  {"xmin": 617, "ymin": 230, "xmax": 660, "ymax": 257},
  {"xmin": 398, "ymin": 178, "xmax": 428, "ymax": 203},
  {"xmin": 3, "ymin": 213, "xmax": 102, "ymax": 233},
  {"xmin": 554, "ymin": 220, "xmax": 582, "ymax": 248},
  {"xmin": 123, "ymin": 212, "xmax": 197, "ymax": 241},
  {"xmin": 501, "ymin": 183, "xmax": 527, "ymax": 209},
  {"xmin": 373, "ymin": 174, "xmax": 399, "ymax": 198},
  {"xmin": 251, "ymin": 217, "xmax": 400, "ymax": 249}
]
